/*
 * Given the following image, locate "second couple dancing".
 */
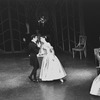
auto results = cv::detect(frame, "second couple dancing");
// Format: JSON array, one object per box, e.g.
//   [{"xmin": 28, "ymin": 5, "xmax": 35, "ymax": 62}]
[{"xmin": 28, "ymin": 34, "xmax": 67, "ymax": 83}]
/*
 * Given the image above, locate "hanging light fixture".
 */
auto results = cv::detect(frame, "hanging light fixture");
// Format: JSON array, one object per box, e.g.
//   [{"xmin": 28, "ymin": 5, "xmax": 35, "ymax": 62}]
[
  {"xmin": 36, "ymin": 5, "xmax": 48, "ymax": 27},
  {"xmin": 38, "ymin": 16, "xmax": 47, "ymax": 26}
]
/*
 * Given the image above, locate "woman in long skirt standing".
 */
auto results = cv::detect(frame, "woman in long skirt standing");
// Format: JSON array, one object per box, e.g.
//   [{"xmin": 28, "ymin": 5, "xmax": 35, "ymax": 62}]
[{"xmin": 38, "ymin": 36, "xmax": 67, "ymax": 83}]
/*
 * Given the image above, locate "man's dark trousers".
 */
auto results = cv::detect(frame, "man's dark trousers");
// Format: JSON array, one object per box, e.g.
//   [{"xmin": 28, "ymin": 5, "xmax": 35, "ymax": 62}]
[{"xmin": 29, "ymin": 41, "xmax": 39, "ymax": 81}]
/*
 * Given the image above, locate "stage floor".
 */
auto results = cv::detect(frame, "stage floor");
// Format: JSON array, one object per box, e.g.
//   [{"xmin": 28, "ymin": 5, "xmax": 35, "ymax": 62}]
[{"xmin": 0, "ymin": 52, "xmax": 99, "ymax": 100}]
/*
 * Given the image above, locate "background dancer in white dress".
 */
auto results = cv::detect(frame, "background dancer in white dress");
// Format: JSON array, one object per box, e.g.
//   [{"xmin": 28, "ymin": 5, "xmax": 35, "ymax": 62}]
[
  {"xmin": 90, "ymin": 49, "xmax": 100, "ymax": 96},
  {"xmin": 38, "ymin": 36, "xmax": 67, "ymax": 83},
  {"xmin": 90, "ymin": 74, "xmax": 100, "ymax": 96}
]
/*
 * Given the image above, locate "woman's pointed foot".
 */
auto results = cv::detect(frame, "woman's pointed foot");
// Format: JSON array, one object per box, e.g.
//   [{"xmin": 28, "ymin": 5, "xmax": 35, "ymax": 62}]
[{"xmin": 60, "ymin": 79, "xmax": 64, "ymax": 83}]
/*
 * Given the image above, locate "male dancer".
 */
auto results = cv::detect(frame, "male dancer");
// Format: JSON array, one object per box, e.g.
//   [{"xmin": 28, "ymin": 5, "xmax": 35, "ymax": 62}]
[{"xmin": 28, "ymin": 35, "xmax": 40, "ymax": 82}]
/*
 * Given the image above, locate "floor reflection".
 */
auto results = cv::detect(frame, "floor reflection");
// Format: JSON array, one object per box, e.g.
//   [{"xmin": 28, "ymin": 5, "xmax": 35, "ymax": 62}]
[
  {"xmin": 40, "ymin": 82, "xmax": 66, "ymax": 100},
  {"xmin": 0, "ymin": 53, "xmax": 98, "ymax": 100}
]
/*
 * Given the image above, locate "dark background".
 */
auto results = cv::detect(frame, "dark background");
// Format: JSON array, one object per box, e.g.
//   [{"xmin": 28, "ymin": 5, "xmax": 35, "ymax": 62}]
[
  {"xmin": 0, "ymin": 0, "xmax": 100, "ymax": 58},
  {"xmin": 83, "ymin": 0, "xmax": 100, "ymax": 57}
]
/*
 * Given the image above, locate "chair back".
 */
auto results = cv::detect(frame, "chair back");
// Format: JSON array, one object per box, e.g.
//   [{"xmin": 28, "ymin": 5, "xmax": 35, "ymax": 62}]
[
  {"xmin": 79, "ymin": 35, "xmax": 87, "ymax": 45},
  {"xmin": 78, "ymin": 35, "xmax": 87, "ymax": 48},
  {"xmin": 94, "ymin": 48, "xmax": 100, "ymax": 57}
]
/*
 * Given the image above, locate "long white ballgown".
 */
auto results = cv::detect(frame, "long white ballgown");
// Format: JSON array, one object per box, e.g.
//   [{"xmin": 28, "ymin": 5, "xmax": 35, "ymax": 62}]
[
  {"xmin": 39, "ymin": 42, "xmax": 67, "ymax": 81},
  {"xmin": 90, "ymin": 74, "xmax": 100, "ymax": 96}
]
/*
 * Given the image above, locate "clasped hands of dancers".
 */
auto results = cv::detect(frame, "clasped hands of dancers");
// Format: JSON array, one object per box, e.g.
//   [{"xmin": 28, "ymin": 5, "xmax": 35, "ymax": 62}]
[{"xmin": 28, "ymin": 34, "xmax": 67, "ymax": 83}]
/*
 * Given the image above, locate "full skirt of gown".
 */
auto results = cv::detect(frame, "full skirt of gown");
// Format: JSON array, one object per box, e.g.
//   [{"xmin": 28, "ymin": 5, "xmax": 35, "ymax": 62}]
[
  {"xmin": 90, "ymin": 74, "xmax": 100, "ymax": 96},
  {"xmin": 39, "ymin": 54, "xmax": 67, "ymax": 81}
]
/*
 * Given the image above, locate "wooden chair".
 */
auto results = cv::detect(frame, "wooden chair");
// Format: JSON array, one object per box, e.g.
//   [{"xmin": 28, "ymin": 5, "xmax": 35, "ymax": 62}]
[{"xmin": 72, "ymin": 35, "xmax": 87, "ymax": 59}]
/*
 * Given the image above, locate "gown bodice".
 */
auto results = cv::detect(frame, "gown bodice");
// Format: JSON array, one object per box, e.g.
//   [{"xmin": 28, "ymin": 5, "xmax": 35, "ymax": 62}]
[{"xmin": 39, "ymin": 42, "xmax": 54, "ymax": 57}]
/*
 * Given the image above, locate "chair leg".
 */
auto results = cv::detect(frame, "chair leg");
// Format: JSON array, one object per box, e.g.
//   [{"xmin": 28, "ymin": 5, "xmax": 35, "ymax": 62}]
[{"xmin": 80, "ymin": 51, "xmax": 82, "ymax": 59}]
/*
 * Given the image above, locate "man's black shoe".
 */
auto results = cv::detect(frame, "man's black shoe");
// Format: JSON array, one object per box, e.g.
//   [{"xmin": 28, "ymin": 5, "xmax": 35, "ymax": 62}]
[
  {"xmin": 33, "ymin": 79, "xmax": 38, "ymax": 82},
  {"xmin": 28, "ymin": 76, "xmax": 33, "ymax": 81}
]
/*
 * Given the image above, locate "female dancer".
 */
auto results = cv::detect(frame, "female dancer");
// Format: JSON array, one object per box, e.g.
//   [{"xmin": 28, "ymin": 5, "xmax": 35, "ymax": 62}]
[{"xmin": 38, "ymin": 36, "xmax": 67, "ymax": 83}]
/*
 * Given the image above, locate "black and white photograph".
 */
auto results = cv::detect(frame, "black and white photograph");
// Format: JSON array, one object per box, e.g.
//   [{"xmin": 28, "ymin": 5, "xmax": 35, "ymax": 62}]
[{"xmin": 0, "ymin": 0, "xmax": 100, "ymax": 100}]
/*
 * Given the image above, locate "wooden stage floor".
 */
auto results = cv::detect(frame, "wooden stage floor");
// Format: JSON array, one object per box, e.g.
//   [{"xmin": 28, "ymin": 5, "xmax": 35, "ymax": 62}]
[{"xmin": 0, "ymin": 52, "xmax": 99, "ymax": 100}]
